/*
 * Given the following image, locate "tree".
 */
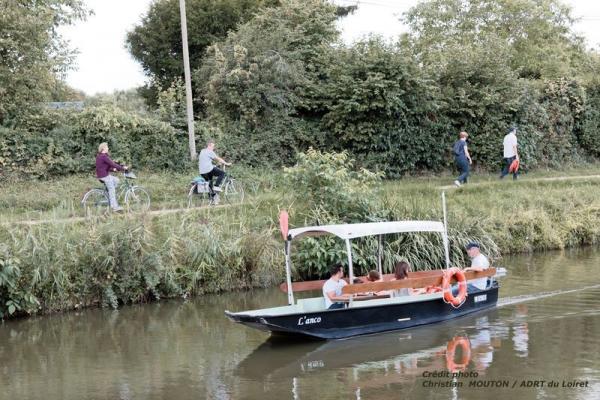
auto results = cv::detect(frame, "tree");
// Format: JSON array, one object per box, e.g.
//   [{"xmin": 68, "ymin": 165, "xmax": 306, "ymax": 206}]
[
  {"xmin": 404, "ymin": 0, "xmax": 586, "ymax": 80},
  {"xmin": 126, "ymin": 0, "xmax": 280, "ymax": 106},
  {"xmin": 311, "ymin": 37, "xmax": 450, "ymax": 176},
  {"xmin": 50, "ymin": 81, "xmax": 86, "ymax": 102},
  {"xmin": 0, "ymin": 0, "xmax": 88, "ymax": 124},
  {"xmin": 85, "ymin": 89, "xmax": 149, "ymax": 116},
  {"xmin": 197, "ymin": 0, "xmax": 340, "ymax": 165}
]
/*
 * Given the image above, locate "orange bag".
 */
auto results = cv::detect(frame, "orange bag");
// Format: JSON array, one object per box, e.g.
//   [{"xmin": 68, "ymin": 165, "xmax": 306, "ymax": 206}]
[{"xmin": 508, "ymin": 159, "xmax": 520, "ymax": 173}]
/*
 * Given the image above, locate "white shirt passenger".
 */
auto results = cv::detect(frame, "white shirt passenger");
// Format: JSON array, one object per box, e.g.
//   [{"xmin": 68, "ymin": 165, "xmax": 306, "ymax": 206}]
[
  {"xmin": 322, "ymin": 278, "xmax": 347, "ymax": 308},
  {"xmin": 503, "ymin": 131, "xmax": 518, "ymax": 158},
  {"xmin": 470, "ymin": 254, "xmax": 490, "ymax": 290}
]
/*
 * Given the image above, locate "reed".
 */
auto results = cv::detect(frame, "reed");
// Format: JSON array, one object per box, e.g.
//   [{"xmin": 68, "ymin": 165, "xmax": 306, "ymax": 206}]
[{"xmin": 3, "ymin": 165, "xmax": 600, "ymax": 318}]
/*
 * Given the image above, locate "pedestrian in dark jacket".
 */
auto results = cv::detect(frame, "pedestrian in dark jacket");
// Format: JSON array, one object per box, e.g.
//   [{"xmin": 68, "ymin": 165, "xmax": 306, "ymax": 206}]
[{"xmin": 453, "ymin": 131, "xmax": 472, "ymax": 187}]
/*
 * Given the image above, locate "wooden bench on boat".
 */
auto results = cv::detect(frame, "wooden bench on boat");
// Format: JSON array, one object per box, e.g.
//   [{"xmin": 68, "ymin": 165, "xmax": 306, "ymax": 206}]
[
  {"xmin": 279, "ymin": 268, "xmax": 496, "ymax": 295},
  {"xmin": 342, "ymin": 268, "xmax": 496, "ymax": 295}
]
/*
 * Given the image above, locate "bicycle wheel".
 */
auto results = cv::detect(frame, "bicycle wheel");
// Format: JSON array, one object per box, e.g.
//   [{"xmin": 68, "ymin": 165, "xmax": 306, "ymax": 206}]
[
  {"xmin": 82, "ymin": 189, "xmax": 110, "ymax": 217},
  {"xmin": 187, "ymin": 184, "xmax": 209, "ymax": 208},
  {"xmin": 223, "ymin": 178, "xmax": 245, "ymax": 204},
  {"xmin": 125, "ymin": 186, "xmax": 151, "ymax": 212}
]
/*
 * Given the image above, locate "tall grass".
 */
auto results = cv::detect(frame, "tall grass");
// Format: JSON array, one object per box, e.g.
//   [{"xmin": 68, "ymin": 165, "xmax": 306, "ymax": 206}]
[
  {"xmin": 3, "ymin": 165, "xmax": 600, "ymax": 318},
  {"xmin": 0, "ymin": 203, "xmax": 285, "ymax": 318}
]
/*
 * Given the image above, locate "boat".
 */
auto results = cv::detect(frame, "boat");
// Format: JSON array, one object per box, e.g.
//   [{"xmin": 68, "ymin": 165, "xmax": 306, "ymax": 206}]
[{"xmin": 225, "ymin": 194, "xmax": 502, "ymax": 340}]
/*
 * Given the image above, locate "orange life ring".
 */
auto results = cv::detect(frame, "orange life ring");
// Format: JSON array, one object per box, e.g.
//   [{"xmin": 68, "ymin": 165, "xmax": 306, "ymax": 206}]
[
  {"xmin": 442, "ymin": 267, "xmax": 467, "ymax": 307},
  {"xmin": 446, "ymin": 336, "xmax": 471, "ymax": 372}
]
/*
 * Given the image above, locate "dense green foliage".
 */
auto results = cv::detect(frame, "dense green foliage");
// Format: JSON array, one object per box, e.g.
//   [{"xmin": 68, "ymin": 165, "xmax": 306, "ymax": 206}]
[
  {"xmin": 0, "ymin": 0, "xmax": 88, "ymax": 124},
  {"xmin": 312, "ymin": 38, "xmax": 450, "ymax": 176},
  {"xmin": 197, "ymin": 0, "xmax": 339, "ymax": 165},
  {"xmin": 404, "ymin": 0, "xmax": 586, "ymax": 80},
  {"xmin": 0, "ymin": 106, "xmax": 186, "ymax": 179},
  {"xmin": 283, "ymin": 150, "xmax": 495, "ymax": 278},
  {"xmin": 5, "ymin": 0, "xmax": 600, "ymax": 179},
  {"xmin": 284, "ymin": 148, "xmax": 382, "ymax": 223},
  {"xmin": 194, "ymin": 0, "xmax": 600, "ymax": 174},
  {"xmin": 126, "ymin": 0, "xmax": 280, "ymax": 106}
]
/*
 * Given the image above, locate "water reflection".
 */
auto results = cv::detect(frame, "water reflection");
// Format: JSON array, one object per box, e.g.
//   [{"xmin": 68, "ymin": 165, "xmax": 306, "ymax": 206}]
[
  {"xmin": 512, "ymin": 304, "xmax": 529, "ymax": 358},
  {"xmin": 1, "ymin": 248, "xmax": 600, "ymax": 400},
  {"xmin": 237, "ymin": 312, "xmax": 501, "ymax": 386}
]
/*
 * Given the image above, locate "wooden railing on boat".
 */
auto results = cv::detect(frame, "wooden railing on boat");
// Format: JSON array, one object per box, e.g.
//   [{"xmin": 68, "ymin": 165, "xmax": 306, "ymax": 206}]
[
  {"xmin": 342, "ymin": 268, "xmax": 496, "ymax": 294},
  {"xmin": 278, "ymin": 268, "xmax": 496, "ymax": 294}
]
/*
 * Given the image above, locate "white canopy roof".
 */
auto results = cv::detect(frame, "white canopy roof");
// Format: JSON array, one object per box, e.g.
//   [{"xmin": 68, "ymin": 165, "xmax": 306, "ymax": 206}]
[{"xmin": 288, "ymin": 220, "xmax": 445, "ymax": 240}]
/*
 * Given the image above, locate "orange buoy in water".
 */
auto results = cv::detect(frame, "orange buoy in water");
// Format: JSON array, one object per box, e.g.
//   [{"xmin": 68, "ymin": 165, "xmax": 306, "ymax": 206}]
[
  {"xmin": 446, "ymin": 336, "xmax": 471, "ymax": 372},
  {"xmin": 442, "ymin": 267, "xmax": 467, "ymax": 307}
]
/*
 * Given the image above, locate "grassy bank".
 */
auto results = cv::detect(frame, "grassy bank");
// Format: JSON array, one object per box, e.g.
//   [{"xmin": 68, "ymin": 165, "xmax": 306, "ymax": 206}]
[
  {"xmin": 0, "ymin": 200, "xmax": 287, "ymax": 318},
  {"xmin": 2, "ymin": 165, "xmax": 600, "ymax": 318},
  {"xmin": 0, "ymin": 167, "xmax": 283, "ymax": 223}
]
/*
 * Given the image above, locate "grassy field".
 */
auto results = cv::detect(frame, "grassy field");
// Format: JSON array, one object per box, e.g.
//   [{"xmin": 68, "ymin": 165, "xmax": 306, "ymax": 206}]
[
  {"xmin": 0, "ymin": 167, "xmax": 285, "ymax": 223},
  {"xmin": 1, "ymin": 164, "xmax": 599, "ymax": 223},
  {"xmin": 2, "ymin": 164, "xmax": 600, "ymax": 318}
]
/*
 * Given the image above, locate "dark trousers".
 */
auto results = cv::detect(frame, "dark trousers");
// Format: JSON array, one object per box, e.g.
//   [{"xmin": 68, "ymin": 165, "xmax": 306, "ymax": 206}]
[
  {"xmin": 500, "ymin": 156, "xmax": 518, "ymax": 180},
  {"xmin": 328, "ymin": 302, "xmax": 345, "ymax": 310},
  {"xmin": 201, "ymin": 167, "xmax": 225, "ymax": 190},
  {"xmin": 455, "ymin": 157, "xmax": 469, "ymax": 184}
]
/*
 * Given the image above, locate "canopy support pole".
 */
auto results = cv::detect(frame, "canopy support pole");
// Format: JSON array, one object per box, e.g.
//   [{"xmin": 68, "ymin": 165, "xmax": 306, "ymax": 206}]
[
  {"xmin": 442, "ymin": 191, "xmax": 451, "ymax": 269},
  {"xmin": 285, "ymin": 240, "xmax": 294, "ymax": 305},
  {"xmin": 346, "ymin": 239, "xmax": 354, "ymax": 283},
  {"xmin": 377, "ymin": 235, "xmax": 383, "ymax": 275}
]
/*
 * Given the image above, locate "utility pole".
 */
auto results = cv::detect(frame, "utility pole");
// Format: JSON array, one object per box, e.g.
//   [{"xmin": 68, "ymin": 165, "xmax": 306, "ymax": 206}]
[{"xmin": 179, "ymin": 0, "xmax": 196, "ymax": 160}]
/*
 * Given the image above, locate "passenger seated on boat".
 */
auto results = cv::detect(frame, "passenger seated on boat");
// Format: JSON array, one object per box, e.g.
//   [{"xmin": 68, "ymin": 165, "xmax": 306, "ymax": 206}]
[
  {"xmin": 366, "ymin": 270, "xmax": 382, "ymax": 282},
  {"xmin": 389, "ymin": 261, "xmax": 411, "ymax": 297},
  {"xmin": 359, "ymin": 270, "xmax": 389, "ymax": 297},
  {"xmin": 463, "ymin": 242, "xmax": 491, "ymax": 292},
  {"xmin": 322, "ymin": 264, "xmax": 351, "ymax": 309},
  {"xmin": 389, "ymin": 261, "xmax": 424, "ymax": 297},
  {"xmin": 353, "ymin": 278, "xmax": 365, "ymax": 284}
]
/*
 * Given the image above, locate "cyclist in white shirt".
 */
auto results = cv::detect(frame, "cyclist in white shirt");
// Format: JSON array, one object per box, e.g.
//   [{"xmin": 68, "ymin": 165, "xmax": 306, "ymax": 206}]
[
  {"xmin": 198, "ymin": 139, "xmax": 231, "ymax": 192},
  {"xmin": 500, "ymin": 127, "xmax": 519, "ymax": 180}
]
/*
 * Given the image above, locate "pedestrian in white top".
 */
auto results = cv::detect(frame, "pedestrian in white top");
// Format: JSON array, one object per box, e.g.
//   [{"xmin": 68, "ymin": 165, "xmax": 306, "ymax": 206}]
[
  {"xmin": 198, "ymin": 139, "xmax": 231, "ymax": 192},
  {"xmin": 322, "ymin": 264, "xmax": 350, "ymax": 309},
  {"xmin": 500, "ymin": 127, "xmax": 519, "ymax": 180},
  {"xmin": 464, "ymin": 242, "xmax": 490, "ymax": 292}
]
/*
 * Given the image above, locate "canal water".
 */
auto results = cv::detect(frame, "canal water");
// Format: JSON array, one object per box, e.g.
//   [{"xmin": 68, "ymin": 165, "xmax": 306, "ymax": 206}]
[{"xmin": 1, "ymin": 248, "xmax": 600, "ymax": 400}]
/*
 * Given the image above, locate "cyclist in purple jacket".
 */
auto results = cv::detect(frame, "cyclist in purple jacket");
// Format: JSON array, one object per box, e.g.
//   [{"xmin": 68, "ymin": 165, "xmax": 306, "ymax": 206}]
[{"xmin": 95, "ymin": 143, "xmax": 128, "ymax": 211}]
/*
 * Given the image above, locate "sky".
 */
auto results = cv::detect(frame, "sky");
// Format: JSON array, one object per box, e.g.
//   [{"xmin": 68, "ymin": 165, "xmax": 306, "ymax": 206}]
[{"xmin": 60, "ymin": 0, "xmax": 600, "ymax": 95}]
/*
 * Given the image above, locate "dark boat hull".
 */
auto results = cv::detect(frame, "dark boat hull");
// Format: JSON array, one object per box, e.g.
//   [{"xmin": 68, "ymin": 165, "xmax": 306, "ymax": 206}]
[{"xmin": 225, "ymin": 283, "xmax": 499, "ymax": 340}]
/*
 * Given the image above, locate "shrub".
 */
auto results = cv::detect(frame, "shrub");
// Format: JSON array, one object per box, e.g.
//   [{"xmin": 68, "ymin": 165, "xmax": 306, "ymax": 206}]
[{"xmin": 0, "ymin": 106, "xmax": 188, "ymax": 180}]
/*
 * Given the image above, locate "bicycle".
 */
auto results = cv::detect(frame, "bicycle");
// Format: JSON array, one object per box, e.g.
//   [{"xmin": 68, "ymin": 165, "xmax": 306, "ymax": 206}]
[
  {"xmin": 82, "ymin": 171, "xmax": 150, "ymax": 217},
  {"xmin": 187, "ymin": 167, "xmax": 244, "ymax": 208}
]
